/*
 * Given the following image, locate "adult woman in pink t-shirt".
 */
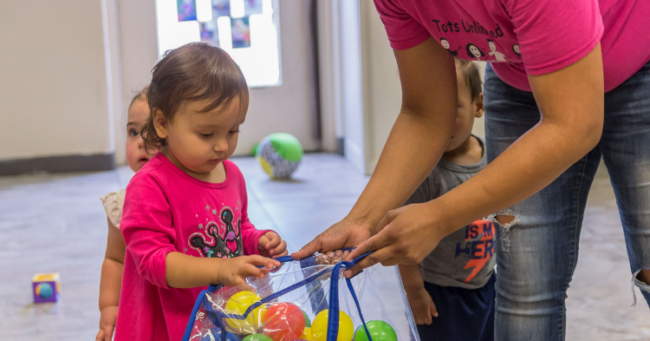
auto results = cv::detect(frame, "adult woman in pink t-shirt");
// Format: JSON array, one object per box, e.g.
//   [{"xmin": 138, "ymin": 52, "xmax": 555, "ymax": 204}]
[{"xmin": 295, "ymin": 0, "xmax": 650, "ymax": 339}]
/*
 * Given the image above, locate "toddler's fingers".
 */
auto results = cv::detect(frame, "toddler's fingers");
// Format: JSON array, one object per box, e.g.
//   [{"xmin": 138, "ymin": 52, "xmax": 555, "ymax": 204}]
[
  {"xmin": 96, "ymin": 330, "xmax": 104, "ymax": 341},
  {"xmin": 275, "ymin": 248, "xmax": 289, "ymax": 257},
  {"xmin": 239, "ymin": 263, "xmax": 264, "ymax": 278},
  {"xmin": 272, "ymin": 240, "xmax": 287, "ymax": 255},
  {"xmin": 248, "ymin": 255, "xmax": 281, "ymax": 268},
  {"xmin": 430, "ymin": 302, "xmax": 439, "ymax": 318},
  {"xmin": 265, "ymin": 235, "xmax": 281, "ymax": 250}
]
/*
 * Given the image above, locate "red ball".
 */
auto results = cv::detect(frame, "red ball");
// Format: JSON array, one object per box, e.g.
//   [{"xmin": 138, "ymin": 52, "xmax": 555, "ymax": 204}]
[{"xmin": 262, "ymin": 302, "xmax": 305, "ymax": 341}]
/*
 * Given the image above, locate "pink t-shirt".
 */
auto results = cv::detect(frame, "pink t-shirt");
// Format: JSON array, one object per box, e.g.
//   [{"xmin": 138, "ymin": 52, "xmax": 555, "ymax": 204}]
[
  {"xmin": 114, "ymin": 154, "xmax": 269, "ymax": 341},
  {"xmin": 374, "ymin": 0, "xmax": 650, "ymax": 92}
]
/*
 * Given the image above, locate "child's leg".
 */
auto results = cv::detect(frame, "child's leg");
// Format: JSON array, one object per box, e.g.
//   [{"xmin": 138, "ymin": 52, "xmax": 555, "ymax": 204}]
[{"xmin": 416, "ymin": 275, "xmax": 496, "ymax": 341}]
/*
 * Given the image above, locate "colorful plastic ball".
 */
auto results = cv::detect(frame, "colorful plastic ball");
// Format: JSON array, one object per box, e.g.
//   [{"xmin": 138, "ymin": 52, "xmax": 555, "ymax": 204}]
[
  {"xmin": 354, "ymin": 320, "xmax": 397, "ymax": 341},
  {"xmin": 257, "ymin": 133, "xmax": 303, "ymax": 179},
  {"xmin": 35, "ymin": 283, "xmax": 53, "ymax": 299},
  {"xmin": 242, "ymin": 334, "xmax": 273, "ymax": 341},
  {"xmin": 224, "ymin": 291, "xmax": 267, "ymax": 334},
  {"xmin": 300, "ymin": 327, "xmax": 313, "ymax": 341},
  {"xmin": 203, "ymin": 329, "xmax": 241, "ymax": 341},
  {"xmin": 311, "ymin": 309, "xmax": 354, "ymax": 341},
  {"xmin": 301, "ymin": 310, "xmax": 311, "ymax": 327},
  {"xmin": 262, "ymin": 302, "xmax": 305, "ymax": 341}
]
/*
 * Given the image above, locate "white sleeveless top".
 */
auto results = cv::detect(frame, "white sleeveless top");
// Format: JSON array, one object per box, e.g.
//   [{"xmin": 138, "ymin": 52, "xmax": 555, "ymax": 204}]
[{"xmin": 99, "ymin": 189, "xmax": 126, "ymax": 229}]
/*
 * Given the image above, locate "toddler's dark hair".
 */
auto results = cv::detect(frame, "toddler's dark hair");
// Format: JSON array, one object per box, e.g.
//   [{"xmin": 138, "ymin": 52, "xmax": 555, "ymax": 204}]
[
  {"xmin": 454, "ymin": 58, "xmax": 483, "ymax": 102},
  {"xmin": 143, "ymin": 43, "xmax": 249, "ymax": 150}
]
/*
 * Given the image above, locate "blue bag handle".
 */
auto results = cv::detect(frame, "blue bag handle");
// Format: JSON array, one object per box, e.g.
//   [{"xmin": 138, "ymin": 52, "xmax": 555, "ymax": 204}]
[
  {"xmin": 181, "ymin": 249, "xmax": 375, "ymax": 341},
  {"xmin": 325, "ymin": 253, "xmax": 374, "ymax": 341}
]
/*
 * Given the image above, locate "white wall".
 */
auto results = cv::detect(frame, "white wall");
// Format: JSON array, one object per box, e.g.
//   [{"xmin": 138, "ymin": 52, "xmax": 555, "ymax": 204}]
[
  {"xmin": 0, "ymin": 0, "xmax": 114, "ymax": 160},
  {"xmin": 111, "ymin": 0, "xmax": 159, "ymax": 165}
]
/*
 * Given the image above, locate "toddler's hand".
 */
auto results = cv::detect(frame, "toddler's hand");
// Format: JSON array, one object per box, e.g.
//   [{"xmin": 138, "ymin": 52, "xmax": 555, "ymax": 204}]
[
  {"xmin": 405, "ymin": 286, "xmax": 438, "ymax": 325},
  {"xmin": 258, "ymin": 231, "xmax": 288, "ymax": 258},
  {"xmin": 96, "ymin": 305, "xmax": 118, "ymax": 341},
  {"xmin": 217, "ymin": 255, "xmax": 280, "ymax": 287}
]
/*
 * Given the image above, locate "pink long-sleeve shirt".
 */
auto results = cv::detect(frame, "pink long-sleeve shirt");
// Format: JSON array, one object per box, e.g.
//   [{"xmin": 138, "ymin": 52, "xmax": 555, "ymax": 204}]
[{"xmin": 115, "ymin": 153, "xmax": 269, "ymax": 341}]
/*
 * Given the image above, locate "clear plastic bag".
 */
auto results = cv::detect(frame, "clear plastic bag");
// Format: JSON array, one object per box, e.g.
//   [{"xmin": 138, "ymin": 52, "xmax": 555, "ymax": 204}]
[{"xmin": 182, "ymin": 252, "xmax": 420, "ymax": 341}]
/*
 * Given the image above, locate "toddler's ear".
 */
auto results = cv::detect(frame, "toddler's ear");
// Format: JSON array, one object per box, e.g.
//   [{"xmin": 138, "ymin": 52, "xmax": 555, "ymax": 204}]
[
  {"xmin": 152, "ymin": 108, "xmax": 169, "ymax": 139},
  {"xmin": 475, "ymin": 93, "xmax": 485, "ymax": 118}
]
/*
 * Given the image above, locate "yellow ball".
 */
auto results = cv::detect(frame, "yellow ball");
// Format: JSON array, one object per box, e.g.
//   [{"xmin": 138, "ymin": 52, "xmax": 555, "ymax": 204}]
[
  {"xmin": 301, "ymin": 327, "xmax": 313, "ymax": 341},
  {"xmin": 225, "ymin": 291, "xmax": 267, "ymax": 333},
  {"xmin": 311, "ymin": 310, "xmax": 354, "ymax": 341}
]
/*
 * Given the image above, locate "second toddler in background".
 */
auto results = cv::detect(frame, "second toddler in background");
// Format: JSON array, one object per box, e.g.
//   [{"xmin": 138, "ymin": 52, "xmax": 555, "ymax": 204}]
[
  {"xmin": 97, "ymin": 87, "xmax": 155, "ymax": 341},
  {"xmin": 399, "ymin": 59, "xmax": 495, "ymax": 341}
]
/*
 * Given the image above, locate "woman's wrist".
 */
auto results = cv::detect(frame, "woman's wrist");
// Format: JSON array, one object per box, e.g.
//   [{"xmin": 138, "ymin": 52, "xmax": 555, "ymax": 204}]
[
  {"xmin": 344, "ymin": 213, "xmax": 379, "ymax": 234},
  {"xmin": 424, "ymin": 197, "xmax": 464, "ymax": 238}
]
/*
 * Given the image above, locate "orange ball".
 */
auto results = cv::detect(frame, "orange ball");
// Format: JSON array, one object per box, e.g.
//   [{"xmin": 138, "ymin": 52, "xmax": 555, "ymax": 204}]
[{"xmin": 262, "ymin": 302, "xmax": 305, "ymax": 341}]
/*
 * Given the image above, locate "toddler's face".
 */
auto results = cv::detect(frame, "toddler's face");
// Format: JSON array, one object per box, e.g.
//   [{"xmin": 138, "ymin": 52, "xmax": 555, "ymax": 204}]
[
  {"xmin": 125, "ymin": 99, "xmax": 156, "ymax": 172},
  {"xmin": 161, "ymin": 97, "xmax": 245, "ymax": 175},
  {"xmin": 445, "ymin": 66, "xmax": 484, "ymax": 152}
]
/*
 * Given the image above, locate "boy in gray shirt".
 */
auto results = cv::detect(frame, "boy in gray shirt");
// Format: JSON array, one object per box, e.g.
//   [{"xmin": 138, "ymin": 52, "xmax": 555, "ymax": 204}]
[{"xmin": 399, "ymin": 59, "xmax": 495, "ymax": 341}]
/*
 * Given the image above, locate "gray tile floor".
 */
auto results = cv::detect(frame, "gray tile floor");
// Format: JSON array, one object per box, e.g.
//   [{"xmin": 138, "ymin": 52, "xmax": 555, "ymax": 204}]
[{"xmin": 0, "ymin": 154, "xmax": 648, "ymax": 340}]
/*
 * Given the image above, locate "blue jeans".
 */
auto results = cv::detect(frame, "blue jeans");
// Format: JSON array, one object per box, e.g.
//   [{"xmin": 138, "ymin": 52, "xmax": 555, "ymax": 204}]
[{"xmin": 483, "ymin": 62, "xmax": 650, "ymax": 341}]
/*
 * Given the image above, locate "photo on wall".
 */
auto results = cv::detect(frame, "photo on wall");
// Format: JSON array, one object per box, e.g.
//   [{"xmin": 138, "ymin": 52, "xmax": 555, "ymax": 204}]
[
  {"xmin": 244, "ymin": 0, "xmax": 263, "ymax": 15},
  {"xmin": 200, "ymin": 22, "xmax": 219, "ymax": 46},
  {"xmin": 177, "ymin": 0, "xmax": 197, "ymax": 21},
  {"xmin": 212, "ymin": 0, "xmax": 230, "ymax": 17},
  {"xmin": 231, "ymin": 17, "xmax": 251, "ymax": 48}
]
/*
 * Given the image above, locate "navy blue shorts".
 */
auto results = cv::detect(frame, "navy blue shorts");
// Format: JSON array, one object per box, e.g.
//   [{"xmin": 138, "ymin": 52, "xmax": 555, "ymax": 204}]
[{"xmin": 416, "ymin": 274, "xmax": 495, "ymax": 341}]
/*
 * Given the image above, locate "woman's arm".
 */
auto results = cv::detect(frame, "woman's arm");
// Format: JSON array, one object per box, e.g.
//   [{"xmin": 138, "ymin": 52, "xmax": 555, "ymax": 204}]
[
  {"xmin": 293, "ymin": 37, "xmax": 458, "ymax": 258},
  {"xmin": 346, "ymin": 44, "xmax": 604, "ymax": 275},
  {"xmin": 98, "ymin": 218, "xmax": 125, "ymax": 311}
]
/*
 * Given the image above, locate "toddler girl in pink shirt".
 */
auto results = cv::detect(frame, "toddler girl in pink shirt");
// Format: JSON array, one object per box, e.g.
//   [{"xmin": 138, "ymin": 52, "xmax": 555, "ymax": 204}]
[{"xmin": 114, "ymin": 43, "xmax": 287, "ymax": 341}]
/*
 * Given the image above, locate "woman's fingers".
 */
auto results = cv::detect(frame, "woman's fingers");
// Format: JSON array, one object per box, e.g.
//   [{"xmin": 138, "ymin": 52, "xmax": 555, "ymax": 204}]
[
  {"xmin": 347, "ymin": 221, "xmax": 393, "ymax": 261},
  {"xmin": 292, "ymin": 234, "xmax": 323, "ymax": 259},
  {"xmin": 344, "ymin": 237, "xmax": 395, "ymax": 277}
]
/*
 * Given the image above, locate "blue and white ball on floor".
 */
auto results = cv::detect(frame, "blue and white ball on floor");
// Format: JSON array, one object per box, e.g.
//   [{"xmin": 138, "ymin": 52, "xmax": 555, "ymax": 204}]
[{"xmin": 257, "ymin": 133, "xmax": 303, "ymax": 179}]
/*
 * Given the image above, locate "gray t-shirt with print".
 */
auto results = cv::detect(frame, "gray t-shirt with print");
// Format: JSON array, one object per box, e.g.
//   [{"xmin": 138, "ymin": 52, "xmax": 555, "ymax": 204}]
[{"xmin": 406, "ymin": 136, "xmax": 495, "ymax": 289}]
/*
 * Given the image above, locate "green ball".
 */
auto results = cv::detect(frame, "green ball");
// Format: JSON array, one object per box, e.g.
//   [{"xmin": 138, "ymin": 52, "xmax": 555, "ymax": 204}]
[
  {"xmin": 252, "ymin": 143, "xmax": 260, "ymax": 156},
  {"xmin": 354, "ymin": 320, "xmax": 397, "ymax": 341},
  {"xmin": 301, "ymin": 309, "xmax": 311, "ymax": 327},
  {"xmin": 257, "ymin": 133, "xmax": 303, "ymax": 178},
  {"xmin": 242, "ymin": 334, "xmax": 273, "ymax": 341}
]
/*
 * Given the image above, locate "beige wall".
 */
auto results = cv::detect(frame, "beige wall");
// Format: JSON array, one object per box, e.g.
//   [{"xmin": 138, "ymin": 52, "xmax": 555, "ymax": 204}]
[{"xmin": 0, "ymin": 0, "xmax": 114, "ymax": 160}]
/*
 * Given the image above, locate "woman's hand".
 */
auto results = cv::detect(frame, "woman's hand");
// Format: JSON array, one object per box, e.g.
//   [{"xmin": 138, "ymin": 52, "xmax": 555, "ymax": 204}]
[
  {"xmin": 291, "ymin": 218, "xmax": 373, "ymax": 260},
  {"xmin": 257, "ymin": 231, "xmax": 288, "ymax": 258},
  {"xmin": 405, "ymin": 286, "xmax": 438, "ymax": 325},
  {"xmin": 345, "ymin": 202, "xmax": 450, "ymax": 277},
  {"xmin": 96, "ymin": 305, "xmax": 118, "ymax": 341},
  {"xmin": 216, "ymin": 255, "xmax": 280, "ymax": 287}
]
